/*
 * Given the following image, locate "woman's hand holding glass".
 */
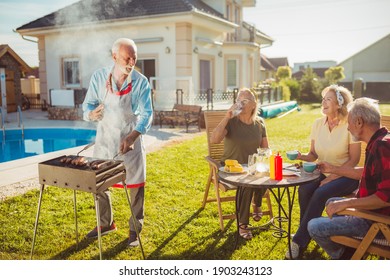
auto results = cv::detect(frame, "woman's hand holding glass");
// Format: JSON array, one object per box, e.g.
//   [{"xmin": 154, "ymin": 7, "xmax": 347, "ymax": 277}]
[{"xmin": 227, "ymin": 101, "xmax": 243, "ymax": 119}]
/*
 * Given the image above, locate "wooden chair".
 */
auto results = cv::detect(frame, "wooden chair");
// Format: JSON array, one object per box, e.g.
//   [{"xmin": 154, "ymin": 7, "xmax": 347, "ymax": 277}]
[
  {"xmin": 202, "ymin": 110, "xmax": 273, "ymax": 231},
  {"xmin": 330, "ymin": 208, "xmax": 390, "ymax": 259}
]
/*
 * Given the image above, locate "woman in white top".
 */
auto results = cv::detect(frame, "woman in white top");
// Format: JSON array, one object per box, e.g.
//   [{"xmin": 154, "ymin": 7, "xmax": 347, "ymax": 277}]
[{"xmin": 286, "ymin": 85, "xmax": 361, "ymax": 259}]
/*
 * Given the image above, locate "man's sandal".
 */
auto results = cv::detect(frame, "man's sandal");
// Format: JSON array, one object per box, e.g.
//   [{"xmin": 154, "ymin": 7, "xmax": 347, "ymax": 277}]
[
  {"xmin": 239, "ymin": 224, "xmax": 253, "ymax": 240},
  {"xmin": 252, "ymin": 204, "xmax": 263, "ymax": 222}
]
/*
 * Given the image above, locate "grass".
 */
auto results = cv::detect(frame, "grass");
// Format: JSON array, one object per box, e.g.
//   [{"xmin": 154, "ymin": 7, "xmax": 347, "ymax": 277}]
[{"xmin": 1, "ymin": 104, "xmax": 389, "ymax": 260}]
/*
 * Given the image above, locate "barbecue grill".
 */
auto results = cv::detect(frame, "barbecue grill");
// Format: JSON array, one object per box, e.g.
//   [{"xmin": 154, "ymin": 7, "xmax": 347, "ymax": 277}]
[
  {"xmin": 38, "ymin": 155, "xmax": 125, "ymax": 193},
  {"xmin": 30, "ymin": 155, "xmax": 145, "ymax": 260}
]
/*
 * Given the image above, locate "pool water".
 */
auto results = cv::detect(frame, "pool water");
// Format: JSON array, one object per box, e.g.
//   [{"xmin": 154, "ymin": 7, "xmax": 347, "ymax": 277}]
[{"xmin": 0, "ymin": 128, "xmax": 96, "ymax": 163}]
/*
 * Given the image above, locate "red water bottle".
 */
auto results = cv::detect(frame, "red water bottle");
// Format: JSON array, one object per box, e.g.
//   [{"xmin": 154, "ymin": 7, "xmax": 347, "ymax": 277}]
[{"xmin": 275, "ymin": 152, "xmax": 283, "ymax": 180}]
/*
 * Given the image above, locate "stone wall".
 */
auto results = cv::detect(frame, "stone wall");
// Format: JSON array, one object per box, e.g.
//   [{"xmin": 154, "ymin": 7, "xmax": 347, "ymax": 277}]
[{"xmin": 48, "ymin": 107, "xmax": 81, "ymax": 120}]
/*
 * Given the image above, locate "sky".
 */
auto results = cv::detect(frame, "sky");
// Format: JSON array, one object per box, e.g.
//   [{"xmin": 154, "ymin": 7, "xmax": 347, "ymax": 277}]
[{"xmin": 0, "ymin": 0, "xmax": 389, "ymax": 68}]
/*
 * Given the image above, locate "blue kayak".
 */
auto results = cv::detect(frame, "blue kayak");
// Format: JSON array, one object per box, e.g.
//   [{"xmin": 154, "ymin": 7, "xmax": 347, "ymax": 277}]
[{"xmin": 259, "ymin": 101, "xmax": 299, "ymax": 118}]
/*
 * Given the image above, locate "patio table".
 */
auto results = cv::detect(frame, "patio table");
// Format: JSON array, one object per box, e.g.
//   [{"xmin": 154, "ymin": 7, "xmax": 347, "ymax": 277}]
[{"xmin": 218, "ymin": 168, "xmax": 320, "ymax": 259}]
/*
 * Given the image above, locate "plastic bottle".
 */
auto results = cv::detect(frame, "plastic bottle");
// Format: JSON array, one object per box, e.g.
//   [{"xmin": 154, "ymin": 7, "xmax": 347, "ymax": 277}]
[
  {"xmin": 269, "ymin": 153, "xmax": 275, "ymax": 179},
  {"xmin": 275, "ymin": 152, "xmax": 283, "ymax": 180}
]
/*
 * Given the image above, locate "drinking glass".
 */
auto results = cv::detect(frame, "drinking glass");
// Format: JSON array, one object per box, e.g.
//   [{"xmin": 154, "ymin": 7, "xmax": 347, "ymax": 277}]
[
  {"xmin": 248, "ymin": 154, "xmax": 257, "ymax": 175},
  {"xmin": 233, "ymin": 102, "xmax": 243, "ymax": 116}
]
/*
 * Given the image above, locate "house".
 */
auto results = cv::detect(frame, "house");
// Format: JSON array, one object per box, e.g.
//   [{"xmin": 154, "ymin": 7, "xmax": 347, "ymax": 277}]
[
  {"xmin": 338, "ymin": 33, "xmax": 390, "ymax": 101},
  {"xmin": 15, "ymin": 0, "xmax": 273, "ymax": 111},
  {"xmin": 292, "ymin": 60, "xmax": 337, "ymax": 74},
  {"xmin": 292, "ymin": 67, "xmax": 328, "ymax": 80},
  {"xmin": 259, "ymin": 54, "xmax": 289, "ymax": 82},
  {"xmin": 0, "ymin": 44, "xmax": 32, "ymax": 115}
]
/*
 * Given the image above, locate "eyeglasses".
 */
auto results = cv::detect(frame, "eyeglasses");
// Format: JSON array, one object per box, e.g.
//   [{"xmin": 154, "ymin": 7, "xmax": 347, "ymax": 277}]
[{"xmin": 235, "ymin": 98, "xmax": 253, "ymax": 106}]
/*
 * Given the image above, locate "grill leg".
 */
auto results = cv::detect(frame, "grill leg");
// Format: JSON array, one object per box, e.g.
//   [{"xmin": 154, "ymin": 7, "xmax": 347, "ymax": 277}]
[
  {"xmin": 123, "ymin": 182, "xmax": 145, "ymax": 260},
  {"xmin": 94, "ymin": 194, "xmax": 103, "ymax": 260},
  {"xmin": 73, "ymin": 190, "xmax": 79, "ymax": 249},
  {"xmin": 30, "ymin": 184, "xmax": 45, "ymax": 260}
]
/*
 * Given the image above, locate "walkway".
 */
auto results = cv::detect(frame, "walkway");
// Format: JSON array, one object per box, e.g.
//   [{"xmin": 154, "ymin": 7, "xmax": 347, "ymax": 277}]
[{"xmin": 0, "ymin": 109, "xmax": 203, "ymax": 200}]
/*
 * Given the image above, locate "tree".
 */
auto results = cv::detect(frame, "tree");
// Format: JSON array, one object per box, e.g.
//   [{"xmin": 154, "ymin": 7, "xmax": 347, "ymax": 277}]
[
  {"xmin": 325, "ymin": 66, "xmax": 345, "ymax": 84},
  {"xmin": 299, "ymin": 67, "xmax": 321, "ymax": 102},
  {"xmin": 282, "ymin": 79, "xmax": 300, "ymax": 100},
  {"xmin": 276, "ymin": 66, "xmax": 292, "ymax": 81}
]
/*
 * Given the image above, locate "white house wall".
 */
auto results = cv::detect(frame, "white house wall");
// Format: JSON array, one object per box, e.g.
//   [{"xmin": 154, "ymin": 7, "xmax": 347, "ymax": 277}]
[
  {"xmin": 44, "ymin": 22, "xmax": 178, "ymax": 91},
  {"xmin": 192, "ymin": 25, "xmax": 224, "ymax": 92},
  {"xmin": 20, "ymin": 2, "xmax": 266, "ymax": 107}
]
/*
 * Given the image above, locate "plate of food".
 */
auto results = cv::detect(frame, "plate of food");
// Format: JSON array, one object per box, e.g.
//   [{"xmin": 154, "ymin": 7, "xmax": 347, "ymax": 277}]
[
  {"xmin": 282, "ymin": 169, "xmax": 299, "ymax": 176},
  {"xmin": 219, "ymin": 166, "xmax": 247, "ymax": 174},
  {"xmin": 218, "ymin": 159, "xmax": 247, "ymax": 174},
  {"xmin": 282, "ymin": 163, "xmax": 300, "ymax": 176}
]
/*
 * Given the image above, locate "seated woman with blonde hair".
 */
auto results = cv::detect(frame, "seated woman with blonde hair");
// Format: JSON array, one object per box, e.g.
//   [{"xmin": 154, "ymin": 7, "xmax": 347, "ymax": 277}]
[
  {"xmin": 211, "ymin": 87, "xmax": 269, "ymax": 239},
  {"xmin": 286, "ymin": 85, "xmax": 361, "ymax": 259}
]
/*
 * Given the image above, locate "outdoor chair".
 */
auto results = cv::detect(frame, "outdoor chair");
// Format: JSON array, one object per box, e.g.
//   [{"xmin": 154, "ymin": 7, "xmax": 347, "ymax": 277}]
[
  {"xmin": 202, "ymin": 110, "xmax": 273, "ymax": 231},
  {"xmin": 330, "ymin": 208, "xmax": 390, "ymax": 259}
]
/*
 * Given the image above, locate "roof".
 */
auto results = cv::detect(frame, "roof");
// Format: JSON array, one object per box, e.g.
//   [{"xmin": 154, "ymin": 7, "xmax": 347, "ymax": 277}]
[
  {"xmin": 260, "ymin": 54, "xmax": 276, "ymax": 71},
  {"xmin": 0, "ymin": 45, "xmax": 32, "ymax": 72},
  {"xmin": 16, "ymin": 0, "xmax": 225, "ymax": 31},
  {"xmin": 268, "ymin": 57, "xmax": 289, "ymax": 68},
  {"xmin": 338, "ymin": 33, "xmax": 390, "ymax": 65},
  {"xmin": 260, "ymin": 54, "xmax": 289, "ymax": 71}
]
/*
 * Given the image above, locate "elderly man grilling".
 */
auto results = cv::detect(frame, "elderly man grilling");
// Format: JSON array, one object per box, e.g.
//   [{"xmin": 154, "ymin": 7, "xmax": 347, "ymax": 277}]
[{"xmin": 82, "ymin": 38, "xmax": 153, "ymax": 247}]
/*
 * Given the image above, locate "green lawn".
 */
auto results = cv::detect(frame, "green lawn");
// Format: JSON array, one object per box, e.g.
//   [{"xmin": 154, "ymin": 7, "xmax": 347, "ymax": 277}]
[{"xmin": 1, "ymin": 104, "xmax": 389, "ymax": 260}]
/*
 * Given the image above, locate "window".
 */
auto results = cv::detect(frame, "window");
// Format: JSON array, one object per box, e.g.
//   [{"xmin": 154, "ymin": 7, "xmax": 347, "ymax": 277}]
[
  {"xmin": 227, "ymin": 59, "xmax": 238, "ymax": 89},
  {"xmin": 63, "ymin": 58, "xmax": 80, "ymax": 87},
  {"xmin": 235, "ymin": 7, "xmax": 240, "ymax": 24},
  {"xmin": 226, "ymin": 3, "xmax": 231, "ymax": 20}
]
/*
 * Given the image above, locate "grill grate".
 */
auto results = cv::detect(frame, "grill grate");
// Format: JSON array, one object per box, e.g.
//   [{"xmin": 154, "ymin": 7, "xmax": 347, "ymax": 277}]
[{"xmin": 38, "ymin": 155, "xmax": 126, "ymax": 193}]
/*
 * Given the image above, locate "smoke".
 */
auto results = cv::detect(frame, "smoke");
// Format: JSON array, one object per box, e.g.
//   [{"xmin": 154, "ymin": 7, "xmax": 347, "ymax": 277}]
[
  {"xmin": 49, "ymin": 0, "xmax": 146, "ymax": 82},
  {"xmin": 47, "ymin": 0, "xmax": 149, "ymax": 157}
]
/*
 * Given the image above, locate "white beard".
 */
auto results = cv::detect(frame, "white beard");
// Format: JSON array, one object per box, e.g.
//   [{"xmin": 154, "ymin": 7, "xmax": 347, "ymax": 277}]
[
  {"xmin": 351, "ymin": 132, "xmax": 361, "ymax": 142},
  {"xmin": 117, "ymin": 64, "xmax": 133, "ymax": 75}
]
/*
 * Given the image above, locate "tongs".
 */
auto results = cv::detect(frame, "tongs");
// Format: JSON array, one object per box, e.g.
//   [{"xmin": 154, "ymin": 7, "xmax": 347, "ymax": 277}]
[
  {"xmin": 113, "ymin": 152, "xmax": 122, "ymax": 160},
  {"xmin": 76, "ymin": 142, "xmax": 95, "ymax": 156}
]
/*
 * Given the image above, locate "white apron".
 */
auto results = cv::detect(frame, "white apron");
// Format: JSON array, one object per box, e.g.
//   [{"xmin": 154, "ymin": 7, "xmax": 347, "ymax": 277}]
[{"xmin": 93, "ymin": 87, "xmax": 145, "ymax": 187}]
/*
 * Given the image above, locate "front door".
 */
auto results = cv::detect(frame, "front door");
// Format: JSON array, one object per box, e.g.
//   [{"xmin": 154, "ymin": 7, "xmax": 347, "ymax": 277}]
[
  {"xmin": 5, "ymin": 69, "xmax": 16, "ymax": 112},
  {"xmin": 200, "ymin": 60, "xmax": 211, "ymax": 102}
]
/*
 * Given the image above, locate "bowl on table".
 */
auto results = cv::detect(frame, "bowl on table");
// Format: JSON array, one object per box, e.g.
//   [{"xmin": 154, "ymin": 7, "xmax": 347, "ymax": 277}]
[
  {"xmin": 303, "ymin": 162, "xmax": 317, "ymax": 173},
  {"xmin": 286, "ymin": 151, "xmax": 298, "ymax": 160}
]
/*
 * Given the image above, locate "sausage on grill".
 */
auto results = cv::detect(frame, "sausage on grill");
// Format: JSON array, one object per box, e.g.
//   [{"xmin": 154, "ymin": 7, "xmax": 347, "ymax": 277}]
[{"xmin": 90, "ymin": 160, "xmax": 105, "ymax": 169}]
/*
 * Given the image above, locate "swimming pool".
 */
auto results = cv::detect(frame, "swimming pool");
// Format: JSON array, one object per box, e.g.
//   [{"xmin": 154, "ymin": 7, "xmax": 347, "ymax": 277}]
[{"xmin": 0, "ymin": 128, "xmax": 96, "ymax": 163}]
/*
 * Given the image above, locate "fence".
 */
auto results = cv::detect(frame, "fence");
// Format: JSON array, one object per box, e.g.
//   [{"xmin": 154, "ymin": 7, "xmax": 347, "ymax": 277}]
[{"xmin": 152, "ymin": 86, "xmax": 283, "ymax": 111}]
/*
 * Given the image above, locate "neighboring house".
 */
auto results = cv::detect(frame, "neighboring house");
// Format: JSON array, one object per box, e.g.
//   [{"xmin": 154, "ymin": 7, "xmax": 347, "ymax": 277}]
[
  {"xmin": 292, "ymin": 60, "xmax": 336, "ymax": 74},
  {"xmin": 0, "ymin": 44, "xmax": 32, "ymax": 114},
  {"xmin": 338, "ymin": 33, "xmax": 390, "ymax": 102},
  {"xmin": 259, "ymin": 54, "xmax": 289, "ymax": 82},
  {"xmin": 16, "ymin": 0, "xmax": 273, "ymax": 110},
  {"xmin": 292, "ymin": 67, "xmax": 328, "ymax": 80}
]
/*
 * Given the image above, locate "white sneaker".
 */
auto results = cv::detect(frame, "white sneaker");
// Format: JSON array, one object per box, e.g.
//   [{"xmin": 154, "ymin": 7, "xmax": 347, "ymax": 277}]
[{"xmin": 285, "ymin": 241, "xmax": 300, "ymax": 259}]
